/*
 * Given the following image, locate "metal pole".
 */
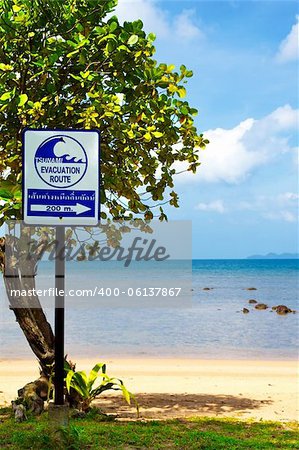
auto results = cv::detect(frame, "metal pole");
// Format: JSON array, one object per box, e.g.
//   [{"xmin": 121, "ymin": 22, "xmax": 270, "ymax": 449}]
[{"xmin": 54, "ymin": 225, "xmax": 65, "ymax": 405}]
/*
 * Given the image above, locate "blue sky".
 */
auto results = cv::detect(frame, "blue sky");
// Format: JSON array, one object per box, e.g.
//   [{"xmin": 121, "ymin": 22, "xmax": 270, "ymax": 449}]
[{"xmin": 116, "ymin": 0, "xmax": 298, "ymax": 258}]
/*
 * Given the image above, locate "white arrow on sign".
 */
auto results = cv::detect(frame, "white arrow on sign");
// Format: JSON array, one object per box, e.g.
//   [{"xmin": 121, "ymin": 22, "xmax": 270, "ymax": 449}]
[{"xmin": 31, "ymin": 203, "xmax": 91, "ymax": 215}]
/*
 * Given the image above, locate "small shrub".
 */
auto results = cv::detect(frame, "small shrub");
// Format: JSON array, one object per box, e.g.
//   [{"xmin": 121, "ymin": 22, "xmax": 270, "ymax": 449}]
[{"xmin": 65, "ymin": 362, "xmax": 139, "ymax": 416}]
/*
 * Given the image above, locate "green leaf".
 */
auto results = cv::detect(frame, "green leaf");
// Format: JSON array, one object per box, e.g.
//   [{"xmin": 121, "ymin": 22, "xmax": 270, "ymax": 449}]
[
  {"xmin": 148, "ymin": 32, "xmax": 156, "ymax": 42},
  {"xmin": 66, "ymin": 49, "xmax": 79, "ymax": 58},
  {"xmin": 88, "ymin": 363, "xmax": 106, "ymax": 389},
  {"xmin": 117, "ymin": 44, "xmax": 129, "ymax": 52},
  {"xmin": 180, "ymin": 64, "xmax": 186, "ymax": 73},
  {"xmin": 106, "ymin": 40, "xmax": 116, "ymax": 53},
  {"xmin": 0, "ymin": 92, "xmax": 11, "ymax": 101},
  {"xmin": 120, "ymin": 31, "xmax": 129, "ymax": 42},
  {"xmin": 0, "ymin": 190, "xmax": 13, "ymax": 200},
  {"xmin": 127, "ymin": 130, "xmax": 135, "ymax": 139},
  {"xmin": 76, "ymin": 371, "xmax": 88, "ymax": 387},
  {"xmin": 13, "ymin": 189, "xmax": 22, "ymax": 199},
  {"xmin": 120, "ymin": 384, "xmax": 131, "ymax": 404},
  {"xmin": 7, "ymin": 154, "xmax": 19, "ymax": 163},
  {"xmin": 177, "ymin": 87, "xmax": 186, "ymax": 98},
  {"xmin": 94, "ymin": 26, "xmax": 105, "ymax": 35},
  {"xmin": 12, "ymin": 4, "xmax": 22, "ymax": 12},
  {"xmin": 18, "ymin": 94, "xmax": 28, "ymax": 107},
  {"xmin": 0, "ymin": 63, "xmax": 13, "ymax": 71},
  {"xmin": 143, "ymin": 132, "xmax": 152, "ymax": 142},
  {"xmin": 127, "ymin": 35, "xmax": 138, "ymax": 45},
  {"xmin": 153, "ymin": 131, "xmax": 163, "ymax": 138},
  {"xmin": 65, "ymin": 370, "xmax": 74, "ymax": 393},
  {"xmin": 70, "ymin": 74, "xmax": 82, "ymax": 81},
  {"xmin": 72, "ymin": 372, "xmax": 89, "ymax": 398},
  {"xmin": 109, "ymin": 21, "xmax": 118, "ymax": 32}
]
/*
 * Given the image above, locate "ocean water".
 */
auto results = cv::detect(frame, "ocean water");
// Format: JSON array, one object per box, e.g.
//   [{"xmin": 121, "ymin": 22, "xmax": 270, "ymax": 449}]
[{"xmin": 0, "ymin": 259, "xmax": 298, "ymax": 360}]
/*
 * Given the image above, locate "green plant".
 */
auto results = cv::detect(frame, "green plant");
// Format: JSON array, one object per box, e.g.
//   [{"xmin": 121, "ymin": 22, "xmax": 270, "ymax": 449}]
[
  {"xmin": 65, "ymin": 362, "xmax": 139, "ymax": 415},
  {"xmin": 59, "ymin": 425, "xmax": 83, "ymax": 450}
]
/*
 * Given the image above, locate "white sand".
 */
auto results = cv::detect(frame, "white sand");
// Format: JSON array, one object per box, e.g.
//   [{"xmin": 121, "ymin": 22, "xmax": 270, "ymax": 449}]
[{"xmin": 0, "ymin": 358, "xmax": 298, "ymax": 421}]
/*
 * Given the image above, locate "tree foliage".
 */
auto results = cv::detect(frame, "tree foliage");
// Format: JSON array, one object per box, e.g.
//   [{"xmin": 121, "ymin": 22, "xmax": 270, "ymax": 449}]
[{"xmin": 0, "ymin": 0, "xmax": 208, "ymax": 226}]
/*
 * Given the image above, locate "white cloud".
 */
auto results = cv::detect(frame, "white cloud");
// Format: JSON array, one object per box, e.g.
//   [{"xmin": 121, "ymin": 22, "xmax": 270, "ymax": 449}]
[
  {"xmin": 194, "ymin": 192, "xmax": 298, "ymax": 223},
  {"xmin": 263, "ymin": 211, "xmax": 297, "ymax": 223},
  {"xmin": 276, "ymin": 16, "xmax": 299, "ymax": 63},
  {"xmin": 198, "ymin": 118, "xmax": 261, "ymax": 183},
  {"xmin": 175, "ymin": 105, "xmax": 298, "ymax": 184},
  {"xmin": 233, "ymin": 193, "xmax": 298, "ymax": 223},
  {"xmin": 277, "ymin": 192, "xmax": 299, "ymax": 202},
  {"xmin": 174, "ymin": 9, "xmax": 203, "ymax": 41},
  {"xmin": 114, "ymin": 0, "xmax": 169, "ymax": 38},
  {"xmin": 280, "ymin": 211, "xmax": 297, "ymax": 222},
  {"xmin": 195, "ymin": 200, "xmax": 226, "ymax": 213},
  {"xmin": 254, "ymin": 104, "xmax": 298, "ymax": 134},
  {"xmin": 114, "ymin": 0, "xmax": 202, "ymax": 41}
]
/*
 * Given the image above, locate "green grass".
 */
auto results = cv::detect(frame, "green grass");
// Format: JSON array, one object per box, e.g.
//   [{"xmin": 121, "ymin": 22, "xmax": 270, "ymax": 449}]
[{"xmin": 0, "ymin": 407, "xmax": 298, "ymax": 449}]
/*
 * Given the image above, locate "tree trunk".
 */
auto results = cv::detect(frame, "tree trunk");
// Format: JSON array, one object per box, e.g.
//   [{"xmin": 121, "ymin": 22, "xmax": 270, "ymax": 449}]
[
  {"xmin": 1, "ymin": 228, "xmax": 81, "ymax": 413},
  {"xmin": 1, "ymin": 231, "xmax": 55, "ymax": 377}
]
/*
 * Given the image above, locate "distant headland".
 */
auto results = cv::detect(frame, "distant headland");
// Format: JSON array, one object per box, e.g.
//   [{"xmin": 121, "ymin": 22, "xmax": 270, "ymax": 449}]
[{"xmin": 246, "ymin": 253, "xmax": 299, "ymax": 259}]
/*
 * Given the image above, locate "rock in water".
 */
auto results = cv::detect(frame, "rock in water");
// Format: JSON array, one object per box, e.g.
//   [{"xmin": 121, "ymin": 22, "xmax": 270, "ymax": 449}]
[
  {"xmin": 242, "ymin": 308, "xmax": 250, "ymax": 314},
  {"xmin": 255, "ymin": 303, "xmax": 268, "ymax": 310},
  {"xmin": 246, "ymin": 287, "xmax": 257, "ymax": 291},
  {"xmin": 203, "ymin": 287, "xmax": 213, "ymax": 290},
  {"xmin": 273, "ymin": 305, "xmax": 293, "ymax": 315},
  {"xmin": 12, "ymin": 401, "xmax": 27, "ymax": 422},
  {"xmin": 248, "ymin": 299, "xmax": 257, "ymax": 304}
]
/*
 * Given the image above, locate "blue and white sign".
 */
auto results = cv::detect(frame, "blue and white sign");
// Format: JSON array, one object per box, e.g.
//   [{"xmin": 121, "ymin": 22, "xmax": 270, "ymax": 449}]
[{"xmin": 23, "ymin": 129, "xmax": 100, "ymax": 225}]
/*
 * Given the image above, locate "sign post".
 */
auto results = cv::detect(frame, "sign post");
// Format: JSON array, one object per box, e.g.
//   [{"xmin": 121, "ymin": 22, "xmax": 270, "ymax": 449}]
[
  {"xmin": 23, "ymin": 128, "xmax": 100, "ymax": 407},
  {"xmin": 54, "ymin": 225, "xmax": 65, "ymax": 405}
]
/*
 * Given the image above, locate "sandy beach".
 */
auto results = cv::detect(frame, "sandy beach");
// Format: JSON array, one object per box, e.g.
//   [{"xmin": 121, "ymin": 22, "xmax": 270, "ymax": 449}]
[{"xmin": 0, "ymin": 358, "xmax": 297, "ymax": 422}]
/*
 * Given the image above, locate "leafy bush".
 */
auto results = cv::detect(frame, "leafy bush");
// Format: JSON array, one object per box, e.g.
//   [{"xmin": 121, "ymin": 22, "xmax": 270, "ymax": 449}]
[{"xmin": 65, "ymin": 362, "xmax": 139, "ymax": 415}]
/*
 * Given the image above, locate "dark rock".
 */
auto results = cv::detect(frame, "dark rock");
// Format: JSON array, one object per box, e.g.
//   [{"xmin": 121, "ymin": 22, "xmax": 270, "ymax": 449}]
[
  {"xmin": 203, "ymin": 287, "xmax": 213, "ymax": 290},
  {"xmin": 17, "ymin": 376, "xmax": 48, "ymax": 415},
  {"xmin": 248, "ymin": 299, "xmax": 257, "ymax": 304},
  {"xmin": 274, "ymin": 305, "xmax": 293, "ymax": 315},
  {"xmin": 255, "ymin": 303, "xmax": 268, "ymax": 310},
  {"xmin": 246, "ymin": 287, "xmax": 257, "ymax": 291},
  {"xmin": 242, "ymin": 308, "xmax": 250, "ymax": 314}
]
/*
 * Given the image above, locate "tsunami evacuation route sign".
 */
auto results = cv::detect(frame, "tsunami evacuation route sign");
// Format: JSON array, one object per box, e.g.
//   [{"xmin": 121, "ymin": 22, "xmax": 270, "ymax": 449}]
[{"xmin": 23, "ymin": 129, "xmax": 100, "ymax": 226}]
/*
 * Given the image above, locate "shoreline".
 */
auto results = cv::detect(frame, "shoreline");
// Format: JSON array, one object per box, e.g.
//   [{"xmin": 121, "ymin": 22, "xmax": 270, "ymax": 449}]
[
  {"xmin": 1, "ymin": 354, "xmax": 298, "ymax": 361},
  {"xmin": 1, "ymin": 358, "xmax": 298, "ymax": 422}
]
